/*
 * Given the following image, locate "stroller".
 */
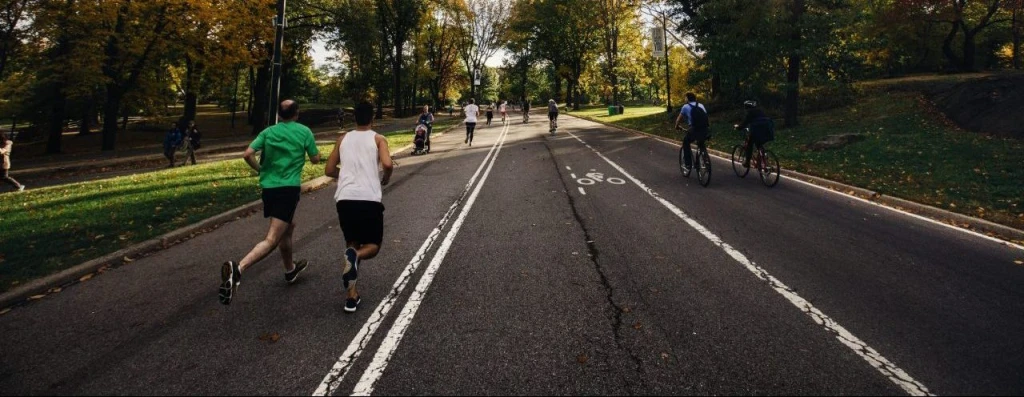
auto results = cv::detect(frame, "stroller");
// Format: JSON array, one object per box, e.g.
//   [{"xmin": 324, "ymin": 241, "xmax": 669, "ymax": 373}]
[{"xmin": 413, "ymin": 122, "xmax": 431, "ymax": 155}]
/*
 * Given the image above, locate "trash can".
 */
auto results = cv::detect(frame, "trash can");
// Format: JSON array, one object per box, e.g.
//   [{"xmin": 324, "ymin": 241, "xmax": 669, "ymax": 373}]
[
  {"xmin": 608, "ymin": 106, "xmax": 616, "ymax": 116},
  {"xmin": 617, "ymin": 104, "xmax": 624, "ymax": 115}
]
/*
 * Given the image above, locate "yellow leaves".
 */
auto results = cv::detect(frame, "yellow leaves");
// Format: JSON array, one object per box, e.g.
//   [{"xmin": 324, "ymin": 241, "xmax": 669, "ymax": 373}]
[
  {"xmin": 633, "ymin": 321, "xmax": 643, "ymax": 330},
  {"xmin": 258, "ymin": 332, "xmax": 282, "ymax": 343},
  {"xmin": 79, "ymin": 273, "xmax": 94, "ymax": 282},
  {"xmin": 576, "ymin": 353, "xmax": 589, "ymax": 364}
]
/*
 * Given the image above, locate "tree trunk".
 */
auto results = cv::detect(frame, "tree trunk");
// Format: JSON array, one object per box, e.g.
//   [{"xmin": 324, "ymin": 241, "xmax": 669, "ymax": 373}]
[
  {"xmin": 553, "ymin": 73, "xmax": 562, "ymax": 103},
  {"xmin": 393, "ymin": 44, "xmax": 403, "ymax": 118},
  {"xmin": 121, "ymin": 106, "xmax": 129, "ymax": 132},
  {"xmin": 1013, "ymin": 7, "xmax": 1022, "ymax": 70},
  {"xmin": 942, "ymin": 22, "xmax": 961, "ymax": 70},
  {"xmin": 962, "ymin": 31, "xmax": 977, "ymax": 72},
  {"xmin": 250, "ymin": 61, "xmax": 271, "ymax": 135},
  {"xmin": 231, "ymin": 67, "xmax": 240, "ymax": 129},
  {"xmin": 711, "ymin": 73, "xmax": 721, "ymax": 100},
  {"xmin": 784, "ymin": 0, "xmax": 804, "ymax": 128},
  {"xmin": 45, "ymin": 92, "xmax": 67, "ymax": 155},
  {"xmin": 183, "ymin": 56, "xmax": 201, "ymax": 124},
  {"xmin": 79, "ymin": 111, "xmax": 92, "ymax": 135},
  {"xmin": 101, "ymin": 86, "xmax": 123, "ymax": 151}
]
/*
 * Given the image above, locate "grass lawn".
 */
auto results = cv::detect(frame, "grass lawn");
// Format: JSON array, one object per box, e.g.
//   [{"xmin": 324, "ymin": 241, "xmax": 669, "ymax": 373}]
[
  {"xmin": 568, "ymin": 97, "xmax": 1024, "ymax": 231},
  {"xmin": 0, "ymin": 126, "xmax": 434, "ymax": 294}
]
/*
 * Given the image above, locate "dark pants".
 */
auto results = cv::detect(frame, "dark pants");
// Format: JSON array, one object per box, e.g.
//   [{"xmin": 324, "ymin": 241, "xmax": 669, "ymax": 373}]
[
  {"xmin": 465, "ymin": 123, "xmax": 476, "ymax": 143},
  {"xmin": 486, "ymin": 112, "xmax": 493, "ymax": 125},
  {"xmin": 682, "ymin": 130, "xmax": 708, "ymax": 169},
  {"xmin": 1, "ymin": 169, "xmax": 21, "ymax": 189},
  {"xmin": 164, "ymin": 147, "xmax": 176, "ymax": 166},
  {"xmin": 743, "ymin": 135, "xmax": 765, "ymax": 167}
]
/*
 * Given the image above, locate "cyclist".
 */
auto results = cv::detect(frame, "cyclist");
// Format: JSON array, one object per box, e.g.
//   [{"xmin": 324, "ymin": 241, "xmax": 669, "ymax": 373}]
[
  {"xmin": 735, "ymin": 100, "xmax": 773, "ymax": 169},
  {"xmin": 547, "ymin": 99, "xmax": 558, "ymax": 133},
  {"xmin": 673, "ymin": 92, "xmax": 710, "ymax": 173}
]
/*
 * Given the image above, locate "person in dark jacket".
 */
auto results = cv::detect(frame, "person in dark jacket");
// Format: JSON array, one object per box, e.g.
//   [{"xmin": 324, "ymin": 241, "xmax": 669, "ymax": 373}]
[
  {"xmin": 736, "ymin": 100, "xmax": 773, "ymax": 169},
  {"xmin": 163, "ymin": 123, "xmax": 183, "ymax": 168}
]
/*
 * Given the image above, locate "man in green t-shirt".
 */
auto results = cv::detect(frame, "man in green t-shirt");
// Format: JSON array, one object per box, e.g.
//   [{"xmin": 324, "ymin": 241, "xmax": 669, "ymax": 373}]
[{"xmin": 220, "ymin": 99, "xmax": 321, "ymax": 305}]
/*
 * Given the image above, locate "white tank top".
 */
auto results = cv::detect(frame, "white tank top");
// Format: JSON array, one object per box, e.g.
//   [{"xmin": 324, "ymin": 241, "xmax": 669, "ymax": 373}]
[{"xmin": 334, "ymin": 130, "xmax": 382, "ymax": 203}]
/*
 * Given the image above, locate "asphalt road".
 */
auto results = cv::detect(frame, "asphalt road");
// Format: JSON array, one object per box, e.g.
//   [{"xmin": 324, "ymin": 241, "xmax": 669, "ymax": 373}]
[{"xmin": 1, "ymin": 114, "xmax": 1022, "ymax": 396}]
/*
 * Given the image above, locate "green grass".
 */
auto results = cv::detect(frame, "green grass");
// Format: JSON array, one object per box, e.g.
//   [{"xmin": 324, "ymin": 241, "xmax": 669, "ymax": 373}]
[
  {"xmin": 0, "ymin": 127, "xmax": 432, "ymax": 293},
  {"xmin": 569, "ymin": 98, "xmax": 1024, "ymax": 232}
]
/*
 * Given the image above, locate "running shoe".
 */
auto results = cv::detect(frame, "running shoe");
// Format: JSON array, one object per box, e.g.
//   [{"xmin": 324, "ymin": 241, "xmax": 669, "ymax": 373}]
[
  {"xmin": 345, "ymin": 296, "xmax": 362, "ymax": 313},
  {"xmin": 285, "ymin": 259, "xmax": 308, "ymax": 284},
  {"xmin": 219, "ymin": 261, "xmax": 241, "ymax": 305},
  {"xmin": 342, "ymin": 248, "xmax": 359, "ymax": 290}
]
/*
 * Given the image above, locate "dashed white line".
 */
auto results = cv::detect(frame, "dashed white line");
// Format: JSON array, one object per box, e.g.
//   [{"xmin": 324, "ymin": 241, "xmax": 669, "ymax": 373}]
[
  {"xmin": 570, "ymin": 173, "xmax": 577, "ymax": 179},
  {"xmin": 567, "ymin": 131, "xmax": 934, "ymax": 397},
  {"xmin": 312, "ymin": 123, "xmax": 512, "ymax": 396},
  {"xmin": 350, "ymin": 119, "xmax": 513, "ymax": 396}
]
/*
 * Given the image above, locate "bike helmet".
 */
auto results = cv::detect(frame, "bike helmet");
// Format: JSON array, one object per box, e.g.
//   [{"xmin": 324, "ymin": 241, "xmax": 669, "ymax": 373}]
[{"xmin": 743, "ymin": 100, "xmax": 758, "ymax": 109}]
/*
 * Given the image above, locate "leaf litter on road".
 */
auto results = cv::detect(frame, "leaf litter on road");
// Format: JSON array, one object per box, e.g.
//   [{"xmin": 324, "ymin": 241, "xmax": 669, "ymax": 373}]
[{"xmin": 258, "ymin": 332, "xmax": 282, "ymax": 343}]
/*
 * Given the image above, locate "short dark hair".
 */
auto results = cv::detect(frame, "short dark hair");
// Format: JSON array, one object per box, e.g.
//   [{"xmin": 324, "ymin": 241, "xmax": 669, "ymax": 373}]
[
  {"xmin": 278, "ymin": 100, "xmax": 299, "ymax": 120},
  {"xmin": 354, "ymin": 101, "xmax": 374, "ymax": 126},
  {"xmin": 0, "ymin": 131, "xmax": 7, "ymax": 142},
  {"xmin": 686, "ymin": 93, "xmax": 697, "ymax": 102},
  {"xmin": 468, "ymin": 98, "xmax": 475, "ymax": 105}
]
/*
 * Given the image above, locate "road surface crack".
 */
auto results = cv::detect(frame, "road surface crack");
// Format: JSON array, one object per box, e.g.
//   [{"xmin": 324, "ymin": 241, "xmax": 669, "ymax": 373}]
[{"xmin": 544, "ymin": 141, "xmax": 646, "ymax": 390}]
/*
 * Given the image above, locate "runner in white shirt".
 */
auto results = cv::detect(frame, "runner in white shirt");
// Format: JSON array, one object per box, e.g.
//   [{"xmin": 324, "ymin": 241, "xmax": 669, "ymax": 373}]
[
  {"xmin": 499, "ymin": 101, "xmax": 507, "ymax": 122},
  {"xmin": 463, "ymin": 98, "xmax": 480, "ymax": 146},
  {"xmin": 325, "ymin": 101, "xmax": 394, "ymax": 313}
]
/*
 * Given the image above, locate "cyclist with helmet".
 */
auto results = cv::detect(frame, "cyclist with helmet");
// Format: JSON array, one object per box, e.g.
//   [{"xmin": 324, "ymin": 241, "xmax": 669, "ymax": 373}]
[
  {"xmin": 547, "ymin": 99, "xmax": 559, "ymax": 133},
  {"xmin": 735, "ymin": 100, "xmax": 774, "ymax": 169}
]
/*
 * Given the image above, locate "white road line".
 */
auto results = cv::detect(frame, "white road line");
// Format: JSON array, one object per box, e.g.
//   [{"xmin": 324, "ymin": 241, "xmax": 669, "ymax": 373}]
[
  {"xmin": 349, "ymin": 121, "xmax": 511, "ymax": 396},
  {"xmin": 567, "ymin": 131, "xmax": 935, "ymax": 396},
  {"xmin": 570, "ymin": 173, "xmax": 577, "ymax": 179},
  {"xmin": 311, "ymin": 122, "xmax": 512, "ymax": 397},
  {"xmin": 566, "ymin": 166, "xmax": 572, "ymax": 171},
  {"xmin": 578, "ymin": 187, "xmax": 586, "ymax": 195},
  {"xmin": 639, "ymin": 130, "xmax": 1023, "ymax": 252}
]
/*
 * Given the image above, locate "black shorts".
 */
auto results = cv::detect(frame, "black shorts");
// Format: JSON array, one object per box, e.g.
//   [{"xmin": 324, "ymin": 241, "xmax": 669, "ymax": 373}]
[
  {"xmin": 262, "ymin": 186, "xmax": 301, "ymax": 224},
  {"xmin": 336, "ymin": 200, "xmax": 385, "ymax": 246}
]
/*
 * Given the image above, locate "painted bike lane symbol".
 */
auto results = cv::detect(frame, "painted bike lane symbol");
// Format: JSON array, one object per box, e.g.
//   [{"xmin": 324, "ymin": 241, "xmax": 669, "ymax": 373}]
[{"xmin": 576, "ymin": 171, "xmax": 625, "ymax": 186}]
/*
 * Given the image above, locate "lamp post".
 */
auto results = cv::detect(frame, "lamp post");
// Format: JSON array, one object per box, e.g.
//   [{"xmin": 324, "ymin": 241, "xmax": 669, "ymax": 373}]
[
  {"xmin": 664, "ymin": 12, "xmax": 671, "ymax": 114},
  {"xmin": 269, "ymin": 0, "xmax": 287, "ymax": 126}
]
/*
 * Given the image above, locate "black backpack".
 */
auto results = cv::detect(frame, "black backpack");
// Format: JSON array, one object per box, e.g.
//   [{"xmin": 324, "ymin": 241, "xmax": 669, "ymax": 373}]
[{"xmin": 689, "ymin": 103, "xmax": 709, "ymax": 131}]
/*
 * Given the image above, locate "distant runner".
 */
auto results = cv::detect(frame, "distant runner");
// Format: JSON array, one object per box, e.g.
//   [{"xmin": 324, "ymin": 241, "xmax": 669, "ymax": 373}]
[
  {"xmin": 219, "ymin": 99, "xmax": 321, "ymax": 305},
  {"xmin": 325, "ymin": 101, "xmax": 394, "ymax": 313},
  {"xmin": 464, "ymin": 98, "xmax": 479, "ymax": 146}
]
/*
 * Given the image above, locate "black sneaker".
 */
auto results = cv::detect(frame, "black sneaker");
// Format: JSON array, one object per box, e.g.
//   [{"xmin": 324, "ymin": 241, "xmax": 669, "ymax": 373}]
[
  {"xmin": 342, "ymin": 248, "xmax": 359, "ymax": 290},
  {"xmin": 285, "ymin": 259, "xmax": 308, "ymax": 284},
  {"xmin": 219, "ymin": 261, "xmax": 241, "ymax": 305},
  {"xmin": 345, "ymin": 296, "xmax": 362, "ymax": 313}
]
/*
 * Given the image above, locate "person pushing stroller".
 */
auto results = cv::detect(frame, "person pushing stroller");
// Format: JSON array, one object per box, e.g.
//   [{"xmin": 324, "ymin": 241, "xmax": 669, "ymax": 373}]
[{"xmin": 414, "ymin": 105, "xmax": 434, "ymax": 155}]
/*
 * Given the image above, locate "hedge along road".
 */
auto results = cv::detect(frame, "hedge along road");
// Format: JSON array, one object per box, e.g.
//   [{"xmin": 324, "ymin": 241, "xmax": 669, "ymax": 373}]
[{"xmin": 0, "ymin": 113, "xmax": 1022, "ymax": 395}]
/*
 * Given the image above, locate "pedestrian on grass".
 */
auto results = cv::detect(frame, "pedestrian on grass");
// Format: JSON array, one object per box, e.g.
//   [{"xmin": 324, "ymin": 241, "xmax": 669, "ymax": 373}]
[
  {"xmin": 163, "ymin": 123, "xmax": 182, "ymax": 168},
  {"xmin": 219, "ymin": 99, "xmax": 322, "ymax": 305},
  {"xmin": 0, "ymin": 131, "xmax": 25, "ymax": 192},
  {"xmin": 183, "ymin": 120, "xmax": 201, "ymax": 165},
  {"xmin": 464, "ymin": 98, "xmax": 479, "ymax": 146},
  {"xmin": 324, "ymin": 101, "xmax": 393, "ymax": 313}
]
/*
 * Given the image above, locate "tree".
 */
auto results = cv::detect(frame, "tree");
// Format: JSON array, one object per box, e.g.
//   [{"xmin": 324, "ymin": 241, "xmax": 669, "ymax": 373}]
[
  {"xmin": 929, "ymin": 0, "xmax": 1007, "ymax": 72},
  {"xmin": 421, "ymin": 0, "xmax": 466, "ymax": 108},
  {"xmin": 1011, "ymin": 0, "xmax": 1023, "ymax": 69},
  {"xmin": 0, "ymin": 0, "xmax": 33, "ymax": 80},
  {"xmin": 597, "ymin": 0, "xmax": 639, "ymax": 105},
  {"xmin": 456, "ymin": 0, "xmax": 509, "ymax": 100},
  {"xmin": 376, "ymin": 0, "xmax": 426, "ymax": 117}
]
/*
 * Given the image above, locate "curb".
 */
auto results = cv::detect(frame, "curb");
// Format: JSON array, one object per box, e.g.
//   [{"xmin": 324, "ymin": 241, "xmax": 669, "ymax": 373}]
[
  {"xmin": 569, "ymin": 113, "xmax": 1024, "ymax": 246},
  {"xmin": 0, "ymin": 175, "xmax": 335, "ymax": 311}
]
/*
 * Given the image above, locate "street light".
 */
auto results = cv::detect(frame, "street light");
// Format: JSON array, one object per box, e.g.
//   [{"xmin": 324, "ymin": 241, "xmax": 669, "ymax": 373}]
[{"xmin": 269, "ymin": 0, "xmax": 287, "ymax": 126}]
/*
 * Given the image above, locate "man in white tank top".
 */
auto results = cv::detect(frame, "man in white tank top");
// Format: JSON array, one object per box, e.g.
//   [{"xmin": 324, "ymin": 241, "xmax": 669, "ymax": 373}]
[{"xmin": 325, "ymin": 101, "xmax": 394, "ymax": 313}]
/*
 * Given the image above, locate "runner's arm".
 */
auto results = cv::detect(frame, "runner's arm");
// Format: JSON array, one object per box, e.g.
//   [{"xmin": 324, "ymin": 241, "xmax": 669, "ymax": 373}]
[
  {"xmin": 377, "ymin": 134, "xmax": 393, "ymax": 186},
  {"xmin": 325, "ymin": 135, "xmax": 344, "ymax": 179},
  {"xmin": 243, "ymin": 147, "xmax": 260, "ymax": 172}
]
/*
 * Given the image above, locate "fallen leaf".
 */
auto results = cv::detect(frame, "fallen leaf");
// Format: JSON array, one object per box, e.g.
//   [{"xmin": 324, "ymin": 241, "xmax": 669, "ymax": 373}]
[
  {"xmin": 79, "ymin": 274, "xmax": 94, "ymax": 282},
  {"xmin": 94, "ymin": 234, "xmax": 105, "ymax": 240},
  {"xmin": 661, "ymin": 352, "xmax": 669, "ymax": 361},
  {"xmin": 48, "ymin": 287, "xmax": 62, "ymax": 293},
  {"xmin": 28, "ymin": 294, "xmax": 45, "ymax": 300},
  {"xmin": 259, "ymin": 332, "xmax": 282, "ymax": 343},
  {"xmin": 123, "ymin": 256, "xmax": 134, "ymax": 263},
  {"xmin": 576, "ymin": 354, "xmax": 589, "ymax": 364},
  {"xmin": 633, "ymin": 322, "xmax": 643, "ymax": 330},
  {"xmin": 621, "ymin": 307, "xmax": 631, "ymax": 313},
  {"xmin": 0, "ymin": 308, "xmax": 10, "ymax": 316},
  {"xmin": 1015, "ymin": 260, "xmax": 1023, "ymax": 266}
]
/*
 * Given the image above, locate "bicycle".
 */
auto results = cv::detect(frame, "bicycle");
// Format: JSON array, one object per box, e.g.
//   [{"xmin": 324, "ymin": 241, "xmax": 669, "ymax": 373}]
[
  {"xmin": 731, "ymin": 125, "xmax": 780, "ymax": 187},
  {"xmin": 676, "ymin": 126, "xmax": 711, "ymax": 187}
]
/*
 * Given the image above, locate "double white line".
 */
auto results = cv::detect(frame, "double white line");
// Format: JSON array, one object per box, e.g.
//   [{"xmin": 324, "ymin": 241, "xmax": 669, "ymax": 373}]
[{"xmin": 313, "ymin": 121, "xmax": 512, "ymax": 396}]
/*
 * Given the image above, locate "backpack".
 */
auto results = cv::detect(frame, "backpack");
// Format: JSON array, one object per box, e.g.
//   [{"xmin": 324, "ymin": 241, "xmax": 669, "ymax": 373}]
[
  {"xmin": 750, "ymin": 117, "xmax": 775, "ymax": 143},
  {"xmin": 689, "ymin": 103, "xmax": 709, "ymax": 131}
]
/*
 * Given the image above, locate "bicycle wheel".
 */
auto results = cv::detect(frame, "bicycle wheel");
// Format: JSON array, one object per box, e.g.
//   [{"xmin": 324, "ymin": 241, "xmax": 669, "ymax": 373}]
[
  {"xmin": 731, "ymin": 145, "xmax": 749, "ymax": 178},
  {"xmin": 758, "ymin": 149, "xmax": 781, "ymax": 187},
  {"xmin": 678, "ymin": 146, "xmax": 691, "ymax": 177},
  {"xmin": 697, "ymin": 149, "xmax": 711, "ymax": 187}
]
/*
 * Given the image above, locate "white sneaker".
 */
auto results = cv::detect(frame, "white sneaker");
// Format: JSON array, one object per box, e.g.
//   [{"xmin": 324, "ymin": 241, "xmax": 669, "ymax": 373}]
[{"xmin": 18, "ymin": 185, "xmax": 25, "ymax": 192}]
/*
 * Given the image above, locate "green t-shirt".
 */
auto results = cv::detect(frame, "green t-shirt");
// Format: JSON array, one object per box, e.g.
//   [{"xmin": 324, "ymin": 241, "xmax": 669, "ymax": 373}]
[{"xmin": 249, "ymin": 121, "xmax": 319, "ymax": 188}]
